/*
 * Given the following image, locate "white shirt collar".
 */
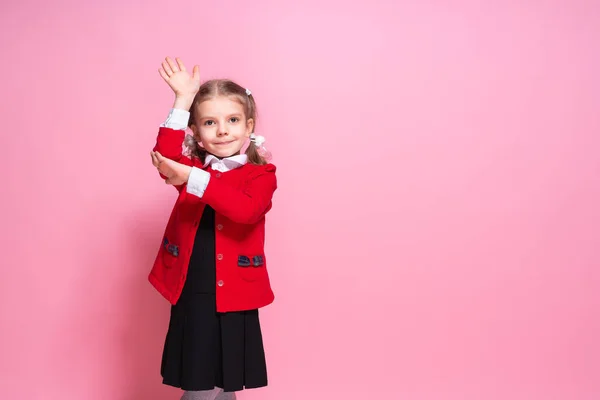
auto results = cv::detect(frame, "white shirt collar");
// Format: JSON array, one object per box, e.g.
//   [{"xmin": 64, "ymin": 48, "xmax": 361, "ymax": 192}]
[{"xmin": 202, "ymin": 153, "xmax": 248, "ymax": 172}]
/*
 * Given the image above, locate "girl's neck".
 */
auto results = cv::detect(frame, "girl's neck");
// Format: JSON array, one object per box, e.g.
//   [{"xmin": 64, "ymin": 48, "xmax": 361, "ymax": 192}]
[{"xmin": 207, "ymin": 151, "xmax": 241, "ymax": 160}]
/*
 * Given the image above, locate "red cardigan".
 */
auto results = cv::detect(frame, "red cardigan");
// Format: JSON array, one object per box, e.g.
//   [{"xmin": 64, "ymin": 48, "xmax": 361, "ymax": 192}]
[{"xmin": 148, "ymin": 127, "xmax": 277, "ymax": 312}]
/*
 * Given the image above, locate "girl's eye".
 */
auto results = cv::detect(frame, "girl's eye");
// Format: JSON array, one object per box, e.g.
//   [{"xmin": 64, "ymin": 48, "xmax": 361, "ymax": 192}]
[
  {"xmin": 230, "ymin": 117, "xmax": 239, "ymax": 123},
  {"xmin": 204, "ymin": 120, "xmax": 214, "ymax": 126}
]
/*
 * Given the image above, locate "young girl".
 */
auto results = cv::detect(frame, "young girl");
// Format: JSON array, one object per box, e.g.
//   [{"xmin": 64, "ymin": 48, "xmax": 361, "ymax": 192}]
[{"xmin": 148, "ymin": 57, "xmax": 277, "ymax": 400}]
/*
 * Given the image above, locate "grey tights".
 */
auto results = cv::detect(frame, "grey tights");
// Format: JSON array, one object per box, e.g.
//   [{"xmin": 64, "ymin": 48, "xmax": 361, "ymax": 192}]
[{"xmin": 180, "ymin": 388, "xmax": 236, "ymax": 400}]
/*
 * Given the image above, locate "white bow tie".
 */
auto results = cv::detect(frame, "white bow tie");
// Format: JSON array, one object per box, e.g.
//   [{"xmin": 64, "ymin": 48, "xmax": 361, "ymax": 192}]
[{"xmin": 203, "ymin": 154, "xmax": 248, "ymax": 172}]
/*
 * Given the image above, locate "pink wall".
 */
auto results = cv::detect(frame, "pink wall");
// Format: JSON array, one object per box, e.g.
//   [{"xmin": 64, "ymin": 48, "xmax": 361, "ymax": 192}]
[{"xmin": 1, "ymin": 1, "xmax": 598, "ymax": 399}]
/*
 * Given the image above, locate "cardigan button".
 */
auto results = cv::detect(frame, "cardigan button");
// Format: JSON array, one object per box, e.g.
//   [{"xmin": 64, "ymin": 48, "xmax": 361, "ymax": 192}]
[
  {"xmin": 215, "ymin": 172, "xmax": 222, "ymax": 178},
  {"xmin": 217, "ymin": 280, "xmax": 224, "ymax": 287},
  {"xmin": 217, "ymin": 224, "xmax": 223, "ymax": 230},
  {"xmin": 217, "ymin": 254, "xmax": 223, "ymax": 260}
]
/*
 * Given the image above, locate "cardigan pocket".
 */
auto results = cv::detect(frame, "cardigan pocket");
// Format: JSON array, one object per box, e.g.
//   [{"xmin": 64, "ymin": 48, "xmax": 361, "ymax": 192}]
[
  {"xmin": 161, "ymin": 237, "xmax": 180, "ymax": 269},
  {"xmin": 237, "ymin": 254, "xmax": 266, "ymax": 282}
]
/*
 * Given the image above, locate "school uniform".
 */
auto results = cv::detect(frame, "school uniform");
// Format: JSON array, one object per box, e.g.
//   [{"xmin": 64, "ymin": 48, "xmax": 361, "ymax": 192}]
[{"xmin": 148, "ymin": 109, "xmax": 277, "ymax": 392}]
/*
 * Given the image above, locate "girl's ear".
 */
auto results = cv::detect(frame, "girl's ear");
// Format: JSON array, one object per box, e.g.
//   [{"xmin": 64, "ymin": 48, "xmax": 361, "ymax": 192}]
[
  {"xmin": 191, "ymin": 125, "xmax": 203, "ymax": 141},
  {"xmin": 246, "ymin": 118, "xmax": 254, "ymax": 137},
  {"xmin": 190, "ymin": 124, "xmax": 205, "ymax": 147}
]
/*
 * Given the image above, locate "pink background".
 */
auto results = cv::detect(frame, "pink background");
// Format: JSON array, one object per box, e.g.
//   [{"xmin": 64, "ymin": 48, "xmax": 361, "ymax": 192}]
[{"xmin": 1, "ymin": 0, "xmax": 599, "ymax": 399}]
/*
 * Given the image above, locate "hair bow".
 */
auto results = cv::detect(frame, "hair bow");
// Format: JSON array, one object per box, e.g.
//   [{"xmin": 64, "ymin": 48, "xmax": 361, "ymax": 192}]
[{"xmin": 249, "ymin": 133, "xmax": 265, "ymax": 147}]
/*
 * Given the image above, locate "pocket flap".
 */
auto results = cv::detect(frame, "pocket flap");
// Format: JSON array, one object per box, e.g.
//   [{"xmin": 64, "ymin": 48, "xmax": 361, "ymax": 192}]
[{"xmin": 238, "ymin": 254, "xmax": 264, "ymax": 267}]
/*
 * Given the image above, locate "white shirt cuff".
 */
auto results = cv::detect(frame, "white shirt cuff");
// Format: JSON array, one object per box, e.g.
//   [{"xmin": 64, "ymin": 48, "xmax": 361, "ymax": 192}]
[
  {"xmin": 186, "ymin": 167, "xmax": 210, "ymax": 198},
  {"xmin": 160, "ymin": 108, "xmax": 190, "ymax": 130}
]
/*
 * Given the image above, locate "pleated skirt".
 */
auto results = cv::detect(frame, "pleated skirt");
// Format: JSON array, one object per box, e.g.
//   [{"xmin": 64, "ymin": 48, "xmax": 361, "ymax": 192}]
[{"xmin": 160, "ymin": 206, "xmax": 268, "ymax": 392}]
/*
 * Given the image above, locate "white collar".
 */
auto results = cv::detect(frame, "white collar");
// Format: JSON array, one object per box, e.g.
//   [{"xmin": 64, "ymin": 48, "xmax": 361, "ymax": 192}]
[{"xmin": 202, "ymin": 153, "xmax": 248, "ymax": 172}]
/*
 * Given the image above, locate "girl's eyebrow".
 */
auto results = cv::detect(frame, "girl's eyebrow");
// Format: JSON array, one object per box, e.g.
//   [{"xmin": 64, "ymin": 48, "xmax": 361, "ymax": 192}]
[{"xmin": 200, "ymin": 113, "xmax": 243, "ymax": 120}]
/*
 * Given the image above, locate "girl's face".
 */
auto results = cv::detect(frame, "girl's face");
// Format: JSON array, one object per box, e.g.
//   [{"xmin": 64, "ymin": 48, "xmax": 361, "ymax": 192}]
[{"xmin": 190, "ymin": 96, "xmax": 254, "ymax": 158}]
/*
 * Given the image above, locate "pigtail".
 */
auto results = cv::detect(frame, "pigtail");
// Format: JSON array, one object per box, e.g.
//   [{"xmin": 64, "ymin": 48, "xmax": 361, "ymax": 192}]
[
  {"xmin": 183, "ymin": 133, "xmax": 208, "ymax": 163},
  {"xmin": 245, "ymin": 141, "xmax": 268, "ymax": 165}
]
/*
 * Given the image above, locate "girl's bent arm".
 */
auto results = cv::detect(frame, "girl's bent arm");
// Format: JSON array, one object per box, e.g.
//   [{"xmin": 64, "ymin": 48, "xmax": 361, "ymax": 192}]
[
  {"xmin": 153, "ymin": 103, "xmax": 192, "ymax": 164},
  {"xmin": 152, "ymin": 126, "xmax": 192, "ymax": 165},
  {"xmin": 188, "ymin": 165, "xmax": 277, "ymax": 224}
]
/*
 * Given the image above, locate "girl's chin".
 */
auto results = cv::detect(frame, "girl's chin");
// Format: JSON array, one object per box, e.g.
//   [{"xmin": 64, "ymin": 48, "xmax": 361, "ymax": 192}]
[{"xmin": 207, "ymin": 145, "xmax": 243, "ymax": 158}]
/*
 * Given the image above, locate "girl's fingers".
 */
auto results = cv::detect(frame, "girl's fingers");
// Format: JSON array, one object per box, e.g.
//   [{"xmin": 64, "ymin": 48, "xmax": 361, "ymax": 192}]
[
  {"xmin": 151, "ymin": 151, "xmax": 165, "ymax": 168},
  {"xmin": 166, "ymin": 57, "xmax": 179, "ymax": 73},
  {"xmin": 192, "ymin": 65, "xmax": 200, "ymax": 81},
  {"xmin": 151, "ymin": 153, "xmax": 160, "ymax": 168},
  {"xmin": 158, "ymin": 67, "xmax": 170, "ymax": 82},
  {"xmin": 176, "ymin": 58, "xmax": 187, "ymax": 72},
  {"xmin": 162, "ymin": 61, "xmax": 174, "ymax": 76}
]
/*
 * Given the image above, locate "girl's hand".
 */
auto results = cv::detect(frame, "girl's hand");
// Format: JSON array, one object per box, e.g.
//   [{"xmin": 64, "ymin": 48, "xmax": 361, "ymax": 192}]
[
  {"xmin": 151, "ymin": 151, "xmax": 192, "ymax": 186},
  {"xmin": 158, "ymin": 57, "xmax": 201, "ymax": 100}
]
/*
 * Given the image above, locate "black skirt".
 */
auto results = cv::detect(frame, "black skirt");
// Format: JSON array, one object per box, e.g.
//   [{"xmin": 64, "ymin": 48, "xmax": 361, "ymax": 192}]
[{"xmin": 160, "ymin": 205, "xmax": 268, "ymax": 392}]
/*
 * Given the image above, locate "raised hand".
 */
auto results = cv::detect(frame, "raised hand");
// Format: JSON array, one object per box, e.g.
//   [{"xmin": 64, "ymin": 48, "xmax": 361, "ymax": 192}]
[{"xmin": 158, "ymin": 57, "xmax": 201, "ymax": 99}]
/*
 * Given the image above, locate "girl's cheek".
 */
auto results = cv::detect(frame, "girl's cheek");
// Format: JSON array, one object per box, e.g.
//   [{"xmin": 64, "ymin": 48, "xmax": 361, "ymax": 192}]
[{"xmin": 201, "ymin": 126, "xmax": 215, "ymax": 135}]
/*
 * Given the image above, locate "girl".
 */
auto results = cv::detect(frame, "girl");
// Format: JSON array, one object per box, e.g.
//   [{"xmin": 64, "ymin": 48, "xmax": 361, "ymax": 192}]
[{"xmin": 148, "ymin": 57, "xmax": 277, "ymax": 400}]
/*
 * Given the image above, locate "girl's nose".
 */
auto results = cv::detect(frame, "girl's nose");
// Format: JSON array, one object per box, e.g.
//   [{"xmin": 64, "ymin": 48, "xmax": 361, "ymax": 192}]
[{"xmin": 217, "ymin": 126, "xmax": 228, "ymax": 136}]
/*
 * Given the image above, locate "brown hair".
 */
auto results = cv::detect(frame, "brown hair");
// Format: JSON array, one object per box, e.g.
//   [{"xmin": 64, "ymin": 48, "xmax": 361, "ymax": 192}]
[{"xmin": 184, "ymin": 79, "xmax": 267, "ymax": 165}]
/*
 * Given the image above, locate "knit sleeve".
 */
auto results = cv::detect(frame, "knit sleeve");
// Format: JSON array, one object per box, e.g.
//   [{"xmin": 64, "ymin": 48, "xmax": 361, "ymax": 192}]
[{"xmin": 200, "ymin": 164, "xmax": 277, "ymax": 224}]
